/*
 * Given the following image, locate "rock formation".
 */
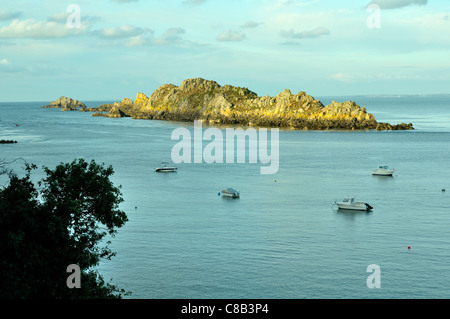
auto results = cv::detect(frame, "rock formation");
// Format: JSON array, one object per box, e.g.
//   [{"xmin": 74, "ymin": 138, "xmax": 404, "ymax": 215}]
[
  {"xmin": 0, "ymin": 140, "xmax": 17, "ymax": 144},
  {"xmin": 42, "ymin": 96, "xmax": 86, "ymax": 111},
  {"xmin": 102, "ymin": 106, "xmax": 130, "ymax": 118},
  {"xmin": 42, "ymin": 78, "xmax": 414, "ymax": 130}
]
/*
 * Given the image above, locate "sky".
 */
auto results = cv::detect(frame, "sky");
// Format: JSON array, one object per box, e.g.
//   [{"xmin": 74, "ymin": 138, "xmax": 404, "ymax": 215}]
[{"xmin": 0, "ymin": 0, "xmax": 449, "ymax": 102}]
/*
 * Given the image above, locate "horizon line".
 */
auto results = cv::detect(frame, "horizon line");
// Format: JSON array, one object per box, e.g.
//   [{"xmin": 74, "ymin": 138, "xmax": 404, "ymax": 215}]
[{"xmin": 1, "ymin": 93, "xmax": 450, "ymax": 104}]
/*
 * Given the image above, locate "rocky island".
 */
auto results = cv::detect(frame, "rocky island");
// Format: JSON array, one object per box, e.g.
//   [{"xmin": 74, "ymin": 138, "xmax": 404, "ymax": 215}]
[
  {"xmin": 0, "ymin": 140, "xmax": 17, "ymax": 144},
  {"xmin": 43, "ymin": 78, "xmax": 414, "ymax": 131},
  {"xmin": 42, "ymin": 96, "xmax": 87, "ymax": 111}
]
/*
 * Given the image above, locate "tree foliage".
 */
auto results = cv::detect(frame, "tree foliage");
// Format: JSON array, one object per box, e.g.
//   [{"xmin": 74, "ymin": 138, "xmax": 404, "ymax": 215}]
[{"xmin": 0, "ymin": 159, "xmax": 129, "ymax": 299}]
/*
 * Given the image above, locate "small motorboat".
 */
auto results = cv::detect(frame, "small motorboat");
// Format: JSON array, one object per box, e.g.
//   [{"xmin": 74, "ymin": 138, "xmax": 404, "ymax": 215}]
[
  {"xmin": 221, "ymin": 187, "xmax": 240, "ymax": 199},
  {"xmin": 334, "ymin": 197, "xmax": 373, "ymax": 211},
  {"xmin": 372, "ymin": 165, "xmax": 394, "ymax": 176},
  {"xmin": 155, "ymin": 162, "xmax": 177, "ymax": 173}
]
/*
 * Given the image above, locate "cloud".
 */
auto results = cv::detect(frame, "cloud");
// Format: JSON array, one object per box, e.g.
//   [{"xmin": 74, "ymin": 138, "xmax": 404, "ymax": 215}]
[
  {"xmin": 330, "ymin": 73, "xmax": 354, "ymax": 82},
  {"xmin": 241, "ymin": 21, "xmax": 263, "ymax": 28},
  {"xmin": 96, "ymin": 25, "xmax": 148, "ymax": 39},
  {"xmin": 122, "ymin": 28, "xmax": 188, "ymax": 47},
  {"xmin": 154, "ymin": 28, "xmax": 186, "ymax": 44},
  {"xmin": 280, "ymin": 27, "xmax": 330, "ymax": 39},
  {"xmin": 329, "ymin": 71, "xmax": 439, "ymax": 83},
  {"xmin": 125, "ymin": 35, "xmax": 149, "ymax": 47},
  {"xmin": 264, "ymin": 0, "xmax": 320, "ymax": 11},
  {"xmin": 265, "ymin": 0, "xmax": 296, "ymax": 9},
  {"xmin": 0, "ymin": 19, "xmax": 88, "ymax": 39},
  {"xmin": 217, "ymin": 30, "xmax": 246, "ymax": 42},
  {"xmin": 46, "ymin": 12, "xmax": 71, "ymax": 23},
  {"xmin": 366, "ymin": 0, "xmax": 428, "ymax": 9},
  {"xmin": 0, "ymin": 58, "xmax": 32, "ymax": 74},
  {"xmin": 0, "ymin": 10, "xmax": 23, "ymax": 21},
  {"xmin": 47, "ymin": 12, "xmax": 101, "ymax": 26}
]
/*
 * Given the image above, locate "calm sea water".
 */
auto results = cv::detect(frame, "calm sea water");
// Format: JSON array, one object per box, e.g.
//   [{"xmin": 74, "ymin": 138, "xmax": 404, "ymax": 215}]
[{"xmin": 1, "ymin": 95, "xmax": 450, "ymax": 299}]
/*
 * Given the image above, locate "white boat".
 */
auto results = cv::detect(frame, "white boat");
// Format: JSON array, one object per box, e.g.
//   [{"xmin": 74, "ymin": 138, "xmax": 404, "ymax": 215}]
[
  {"xmin": 221, "ymin": 187, "xmax": 240, "ymax": 198},
  {"xmin": 372, "ymin": 165, "xmax": 394, "ymax": 176},
  {"xmin": 155, "ymin": 162, "xmax": 177, "ymax": 172},
  {"xmin": 334, "ymin": 197, "xmax": 373, "ymax": 211}
]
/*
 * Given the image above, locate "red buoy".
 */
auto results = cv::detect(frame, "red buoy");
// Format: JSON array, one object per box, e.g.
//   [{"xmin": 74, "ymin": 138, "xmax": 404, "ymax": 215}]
[{"xmin": 408, "ymin": 245, "xmax": 411, "ymax": 250}]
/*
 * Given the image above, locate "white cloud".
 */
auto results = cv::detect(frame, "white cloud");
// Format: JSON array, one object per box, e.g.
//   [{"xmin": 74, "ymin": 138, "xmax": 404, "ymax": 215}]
[
  {"xmin": 366, "ymin": 0, "xmax": 428, "ymax": 9},
  {"xmin": 96, "ymin": 25, "xmax": 148, "ymax": 39},
  {"xmin": 126, "ymin": 35, "xmax": 149, "ymax": 47},
  {"xmin": 0, "ymin": 19, "xmax": 87, "ymax": 39},
  {"xmin": 241, "ymin": 21, "xmax": 263, "ymax": 28},
  {"xmin": 46, "ymin": 12, "xmax": 70, "ymax": 23},
  {"xmin": 155, "ymin": 28, "xmax": 186, "ymax": 44},
  {"xmin": 263, "ymin": 0, "xmax": 320, "ymax": 11},
  {"xmin": 330, "ymin": 73, "xmax": 354, "ymax": 82},
  {"xmin": 329, "ymin": 71, "xmax": 447, "ymax": 83},
  {"xmin": 47, "ymin": 12, "xmax": 101, "ymax": 26},
  {"xmin": 121, "ymin": 28, "xmax": 188, "ymax": 47},
  {"xmin": 0, "ymin": 58, "xmax": 32, "ymax": 75},
  {"xmin": 280, "ymin": 27, "xmax": 330, "ymax": 39},
  {"xmin": 264, "ymin": 0, "xmax": 296, "ymax": 10},
  {"xmin": 217, "ymin": 30, "xmax": 246, "ymax": 42}
]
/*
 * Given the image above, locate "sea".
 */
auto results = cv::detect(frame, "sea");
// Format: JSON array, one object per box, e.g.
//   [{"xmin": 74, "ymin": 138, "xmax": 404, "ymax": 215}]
[{"xmin": 1, "ymin": 94, "xmax": 450, "ymax": 299}]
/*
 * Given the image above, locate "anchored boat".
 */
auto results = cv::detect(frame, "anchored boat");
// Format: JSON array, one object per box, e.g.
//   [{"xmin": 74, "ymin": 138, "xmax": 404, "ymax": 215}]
[
  {"xmin": 372, "ymin": 165, "xmax": 394, "ymax": 176},
  {"xmin": 155, "ymin": 162, "xmax": 177, "ymax": 172},
  {"xmin": 334, "ymin": 197, "xmax": 373, "ymax": 211},
  {"xmin": 221, "ymin": 187, "xmax": 240, "ymax": 199}
]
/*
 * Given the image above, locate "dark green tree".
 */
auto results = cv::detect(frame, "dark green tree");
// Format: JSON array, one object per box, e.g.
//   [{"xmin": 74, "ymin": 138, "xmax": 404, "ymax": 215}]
[{"xmin": 0, "ymin": 159, "xmax": 129, "ymax": 299}]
